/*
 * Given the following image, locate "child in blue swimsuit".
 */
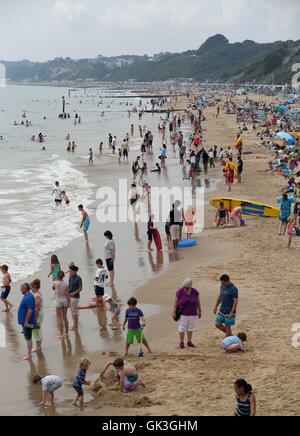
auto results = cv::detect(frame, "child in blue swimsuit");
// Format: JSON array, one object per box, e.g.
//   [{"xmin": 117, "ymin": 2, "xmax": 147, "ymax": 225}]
[{"xmin": 72, "ymin": 359, "xmax": 91, "ymax": 411}]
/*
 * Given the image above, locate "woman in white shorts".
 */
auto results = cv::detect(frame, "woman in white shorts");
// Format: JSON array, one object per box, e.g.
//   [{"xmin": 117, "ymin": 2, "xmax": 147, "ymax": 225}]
[
  {"xmin": 53, "ymin": 271, "xmax": 70, "ymax": 339},
  {"xmin": 172, "ymin": 278, "xmax": 201, "ymax": 349}
]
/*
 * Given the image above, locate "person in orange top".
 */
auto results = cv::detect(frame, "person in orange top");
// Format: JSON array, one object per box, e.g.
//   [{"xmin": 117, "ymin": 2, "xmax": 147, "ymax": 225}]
[{"xmin": 224, "ymin": 158, "xmax": 237, "ymax": 192}]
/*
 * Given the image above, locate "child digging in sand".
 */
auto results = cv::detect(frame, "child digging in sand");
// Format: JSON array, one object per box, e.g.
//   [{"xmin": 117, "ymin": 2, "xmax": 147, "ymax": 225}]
[
  {"xmin": 32, "ymin": 374, "xmax": 64, "ymax": 408},
  {"xmin": 72, "ymin": 359, "xmax": 91, "ymax": 411},
  {"xmin": 221, "ymin": 333, "xmax": 247, "ymax": 353},
  {"xmin": 100, "ymin": 358, "xmax": 145, "ymax": 393}
]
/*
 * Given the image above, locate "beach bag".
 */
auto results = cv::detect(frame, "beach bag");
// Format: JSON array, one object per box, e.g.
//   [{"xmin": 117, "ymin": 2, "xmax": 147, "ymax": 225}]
[
  {"xmin": 295, "ymin": 227, "xmax": 300, "ymax": 237},
  {"xmin": 174, "ymin": 307, "xmax": 182, "ymax": 322}
]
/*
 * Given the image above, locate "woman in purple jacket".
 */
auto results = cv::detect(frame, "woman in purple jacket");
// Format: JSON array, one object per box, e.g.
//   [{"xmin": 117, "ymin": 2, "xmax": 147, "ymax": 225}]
[{"xmin": 172, "ymin": 278, "xmax": 201, "ymax": 349}]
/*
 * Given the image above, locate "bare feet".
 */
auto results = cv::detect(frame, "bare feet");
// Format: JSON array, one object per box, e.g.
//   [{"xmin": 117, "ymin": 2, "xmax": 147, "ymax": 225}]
[
  {"xmin": 72, "ymin": 402, "xmax": 79, "ymax": 408},
  {"xmin": 21, "ymin": 355, "xmax": 31, "ymax": 361}
]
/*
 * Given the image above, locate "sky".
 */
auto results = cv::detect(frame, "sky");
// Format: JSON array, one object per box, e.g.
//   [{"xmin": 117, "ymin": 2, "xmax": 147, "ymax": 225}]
[{"xmin": 1, "ymin": 0, "xmax": 300, "ymax": 61}]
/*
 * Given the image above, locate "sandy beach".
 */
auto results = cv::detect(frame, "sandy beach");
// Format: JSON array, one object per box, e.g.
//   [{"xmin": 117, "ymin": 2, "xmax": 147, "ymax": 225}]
[
  {"xmin": 1, "ymin": 91, "xmax": 300, "ymax": 417},
  {"xmin": 83, "ymin": 96, "xmax": 300, "ymax": 417}
]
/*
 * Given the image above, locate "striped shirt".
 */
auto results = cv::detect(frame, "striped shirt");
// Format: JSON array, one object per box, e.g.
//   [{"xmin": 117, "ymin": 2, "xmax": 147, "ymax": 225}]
[{"xmin": 236, "ymin": 395, "xmax": 251, "ymax": 416}]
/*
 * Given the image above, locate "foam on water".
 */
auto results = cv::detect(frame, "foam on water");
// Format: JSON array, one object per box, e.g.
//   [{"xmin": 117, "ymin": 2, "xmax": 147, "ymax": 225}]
[{"xmin": 0, "ymin": 159, "xmax": 95, "ymax": 282}]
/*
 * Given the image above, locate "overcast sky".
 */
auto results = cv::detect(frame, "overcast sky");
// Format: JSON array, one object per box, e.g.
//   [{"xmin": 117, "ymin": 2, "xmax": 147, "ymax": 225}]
[{"xmin": 1, "ymin": 0, "xmax": 299, "ymax": 61}]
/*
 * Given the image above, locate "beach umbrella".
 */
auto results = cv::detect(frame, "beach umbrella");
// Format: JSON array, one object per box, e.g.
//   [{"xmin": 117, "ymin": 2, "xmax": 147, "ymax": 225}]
[
  {"xmin": 276, "ymin": 132, "xmax": 295, "ymax": 141},
  {"xmin": 287, "ymin": 137, "xmax": 297, "ymax": 145},
  {"xmin": 290, "ymin": 132, "xmax": 300, "ymax": 139}
]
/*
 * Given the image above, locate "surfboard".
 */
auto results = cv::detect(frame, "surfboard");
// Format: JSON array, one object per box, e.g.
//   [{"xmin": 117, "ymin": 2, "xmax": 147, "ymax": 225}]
[
  {"xmin": 153, "ymin": 229, "xmax": 163, "ymax": 251},
  {"xmin": 209, "ymin": 197, "xmax": 280, "ymax": 218}
]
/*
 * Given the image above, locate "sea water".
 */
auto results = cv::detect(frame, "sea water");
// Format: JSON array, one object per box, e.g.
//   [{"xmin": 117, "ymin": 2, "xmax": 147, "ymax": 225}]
[{"xmin": 0, "ymin": 84, "xmax": 144, "ymax": 281}]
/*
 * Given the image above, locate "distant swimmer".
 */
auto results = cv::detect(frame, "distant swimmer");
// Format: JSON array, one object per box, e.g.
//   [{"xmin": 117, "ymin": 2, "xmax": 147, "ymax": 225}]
[
  {"xmin": 89, "ymin": 148, "xmax": 94, "ymax": 165},
  {"xmin": 38, "ymin": 133, "xmax": 45, "ymax": 143},
  {"xmin": 0, "ymin": 136, "xmax": 3, "ymax": 140},
  {"xmin": 52, "ymin": 181, "xmax": 63, "ymax": 206},
  {"xmin": 31, "ymin": 135, "xmax": 36, "ymax": 142},
  {"xmin": 112, "ymin": 136, "xmax": 117, "ymax": 154},
  {"xmin": 78, "ymin": 205, "xmax": 90, "ymax": 242},
  {"xmin": 66, "ymin": 134, "xmax": 70, "ymax": 141},
  {"xmin": 67, "ymin": 142, "xmax": 71, "ymax": 152}
]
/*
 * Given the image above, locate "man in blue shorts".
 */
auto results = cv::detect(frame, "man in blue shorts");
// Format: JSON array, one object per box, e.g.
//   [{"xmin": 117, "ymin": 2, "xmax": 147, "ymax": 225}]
[
  {"xmin": 18, "ymin": 283, "xmax": 36, "ymax": 361},
  {"xmin": 214, "ymin": 275, "xmax": 239, "ymax": 337}
]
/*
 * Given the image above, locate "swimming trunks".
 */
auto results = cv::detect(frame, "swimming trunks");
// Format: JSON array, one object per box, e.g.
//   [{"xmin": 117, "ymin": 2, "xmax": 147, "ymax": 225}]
[
  {"xmin": 83, "ymin": 218, "xmax": 90, "ymax": 232},
  {"xmin": 94, "ymin": 286, "xmax": 105, "ymax": 297},
  {"xmin": 1, "ymin": 286, "xmax": 11, "ymax": 300}
]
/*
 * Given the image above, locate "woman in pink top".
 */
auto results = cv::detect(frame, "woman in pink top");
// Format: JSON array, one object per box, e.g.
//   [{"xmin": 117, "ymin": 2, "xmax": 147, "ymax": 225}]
[
  {"xmin": 52, "ymin": 271, "xmax": 70, "ymax": 338},
  {"xmin": 230, "ymin": 203, "xmax": 245, "ymax": 227}
]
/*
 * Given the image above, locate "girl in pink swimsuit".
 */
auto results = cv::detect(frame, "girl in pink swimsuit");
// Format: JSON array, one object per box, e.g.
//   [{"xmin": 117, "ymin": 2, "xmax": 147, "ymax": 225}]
[{"xmin": 230, "ymin": 205, "xmax": 245, "ymax": 227}]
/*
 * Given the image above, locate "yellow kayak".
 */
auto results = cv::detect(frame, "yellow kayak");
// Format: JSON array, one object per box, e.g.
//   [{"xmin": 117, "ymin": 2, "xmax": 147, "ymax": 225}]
[{"xmin": 209, "ymin": 197, "xmax": 280, "ymax": 218}]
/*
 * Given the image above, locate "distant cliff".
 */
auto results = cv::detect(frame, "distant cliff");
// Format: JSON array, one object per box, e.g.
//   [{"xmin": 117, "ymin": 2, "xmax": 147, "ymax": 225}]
[{"xmin": 2, "ymin": 35, "xmax": 300, "ymax": 84}]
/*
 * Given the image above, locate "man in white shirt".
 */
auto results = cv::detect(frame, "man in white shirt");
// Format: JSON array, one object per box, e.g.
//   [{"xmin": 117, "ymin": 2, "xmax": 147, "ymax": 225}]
[{"xmin": 52, "ymin": 181, "xmax": 63, "ymax": 205}]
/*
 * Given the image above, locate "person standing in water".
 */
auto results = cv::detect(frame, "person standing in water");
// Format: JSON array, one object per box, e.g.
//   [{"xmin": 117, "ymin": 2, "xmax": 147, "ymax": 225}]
[
  {"xmin": 89, "ymin": 148, "xmax": 94, "ymax": 165},
  {"xmin": 48, "ymin": 255, "xmax": 61, "ymax": 282},
  {"xmin": 78, "ymin": 205, "xmax": 90, "ymax": 242},
  {"xmin": 53, "ymin": 271, "xmax": 70, "ymax": 338},
  {"xmin": 52, "ymin": 181, "xmax": 63, "ymax": 206},
  {"xmin": 18, "ymin": 283, "xmax": 36, "ymax": 361},
  {"xmin": 104, "ymin": 231, "xmax": 116, "ymax": 286},
  {"xmin": 30, "ymin": 279, "xmax": 44, "ymax": 355},
  {"xmin": 68, "ymin": 265, "xmax": 83, "ymax": 332},
  {"xmin": 0, "ymin": 265, "xmax": 13, "ymax": 312}
]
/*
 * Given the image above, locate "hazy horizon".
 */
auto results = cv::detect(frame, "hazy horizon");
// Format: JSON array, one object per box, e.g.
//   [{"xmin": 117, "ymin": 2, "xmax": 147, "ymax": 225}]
[{"xmin": 1, "ymin": 0, "xmax": 299, "ymax": 62}]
